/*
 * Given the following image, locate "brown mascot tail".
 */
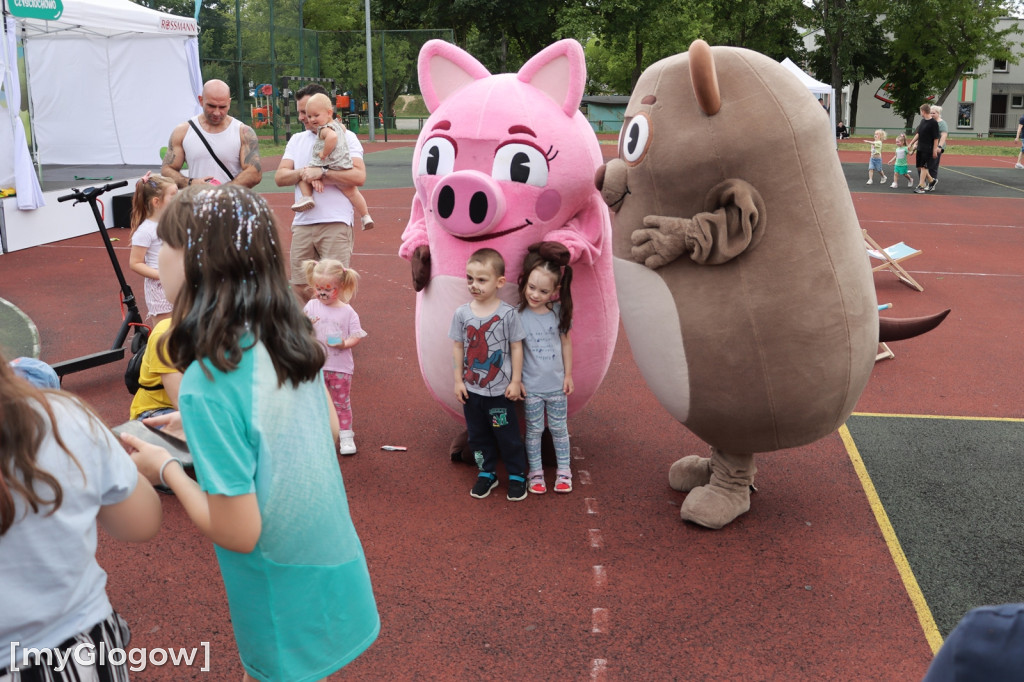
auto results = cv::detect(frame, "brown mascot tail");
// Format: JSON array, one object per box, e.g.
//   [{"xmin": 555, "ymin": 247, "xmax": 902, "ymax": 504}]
[{"xmin": 879, "ymin": 309, "xmax": 950, "ymax": 343}]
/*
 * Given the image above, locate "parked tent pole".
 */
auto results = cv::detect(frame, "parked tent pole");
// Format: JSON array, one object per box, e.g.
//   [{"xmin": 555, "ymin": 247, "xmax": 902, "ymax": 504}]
[
  {"xmin": 298, "ymin": 0, "xmax": 305, "ymax": 77},
  {"xmin": 380, "ymin": 31, "xmax": 388, "ymax": 142},
  {"xmin": 235, "ymin": 0, "xmax": 244, "ymax": 129},
  {"xmin": 364, "ymin": 0, "xmax": 374, "ymax": 142},
  {"xmin": 269, "ymin": 0, "xmax": 279, "ymax": 144},
  {"xmin": 21, "ymin": 32, "xmax": 43, "ymax": 182}
]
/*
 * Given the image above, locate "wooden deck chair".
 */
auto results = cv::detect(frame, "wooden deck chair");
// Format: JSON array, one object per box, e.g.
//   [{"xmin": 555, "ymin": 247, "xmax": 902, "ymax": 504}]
[
  {"xmin": 863, "ymin": 230, "xmax": 924, "ymax": 291},
  {"xmin": 875, "ymin": 303, "xmax": 895, "ymax": 361}
]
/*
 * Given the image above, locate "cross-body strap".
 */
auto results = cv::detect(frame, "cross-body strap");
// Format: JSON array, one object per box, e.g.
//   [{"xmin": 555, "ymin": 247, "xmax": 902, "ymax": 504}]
[{"xmin": 187, "ymin": 119, "xmax": 236, "ymax": 181}]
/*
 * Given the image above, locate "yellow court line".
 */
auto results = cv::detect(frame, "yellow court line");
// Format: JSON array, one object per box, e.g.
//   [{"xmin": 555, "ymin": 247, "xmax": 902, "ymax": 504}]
[
  {"xmin": 838, "ymin": 424, "xmax": 944, "ymax": 655},
  {"xmin": 852, "ymin": 412, "xmax": 1024, "ymax": 423},
  {"xmin": 940, "ymin": 166, "xmax": 1024, "ymax": 195}
]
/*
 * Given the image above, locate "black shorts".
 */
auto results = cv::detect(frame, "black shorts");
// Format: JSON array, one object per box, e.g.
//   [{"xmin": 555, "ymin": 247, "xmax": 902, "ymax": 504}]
[
  {"xmin": 1, "ymin": 611, "xmax": 132, "ymax": 681},
  {"xmin": 915, "ymin": 149, "xmax": 933, "ymax": 168}
]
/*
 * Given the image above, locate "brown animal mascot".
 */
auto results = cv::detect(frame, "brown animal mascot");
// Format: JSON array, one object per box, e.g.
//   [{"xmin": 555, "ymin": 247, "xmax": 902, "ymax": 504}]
[{"xmin": 597, "ymin": 40, "xmax": 942, "ymax": 529}]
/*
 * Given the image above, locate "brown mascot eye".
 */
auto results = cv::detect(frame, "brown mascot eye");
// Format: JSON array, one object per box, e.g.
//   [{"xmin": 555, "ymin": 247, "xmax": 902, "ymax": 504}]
[{"xmin": 619, "ymin": 113, "xmax": 651, "ymax": 165}]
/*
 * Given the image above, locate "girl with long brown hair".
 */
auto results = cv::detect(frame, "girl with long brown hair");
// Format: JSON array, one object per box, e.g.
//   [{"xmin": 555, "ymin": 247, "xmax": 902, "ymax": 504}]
[{"xmin": 123, "ymin": 185, "xmax": 379, "ymax": 682}]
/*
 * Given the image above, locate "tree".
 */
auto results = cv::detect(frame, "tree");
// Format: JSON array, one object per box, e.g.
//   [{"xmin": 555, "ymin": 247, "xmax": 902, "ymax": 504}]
[
  {"xmin": 806, "ymin": 0, "xmax": 888, "ymax": 130},
  {"xmin": 558, "ymin": 0, "xmax": 711, "ymax": 93},
  {"xmin": 882, "ymin": 0, "xmax": 1021, "ymax": 126},
  {"xmin": 706, "ymin": 0, "xmax": 810, "ymax": 62}
]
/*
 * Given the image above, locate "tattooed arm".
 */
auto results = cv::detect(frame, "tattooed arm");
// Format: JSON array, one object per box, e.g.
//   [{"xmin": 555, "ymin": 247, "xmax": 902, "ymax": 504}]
[
  {"xmin": 161, "ymin": 123, "xmax": 191, "ymax": 188},
  {"xmin": 232, "ymin": 124, "xmax": 263, "ymax": 188}
]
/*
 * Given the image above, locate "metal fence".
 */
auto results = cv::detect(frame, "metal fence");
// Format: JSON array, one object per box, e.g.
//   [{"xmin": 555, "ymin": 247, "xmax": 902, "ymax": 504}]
[{"xmin": 198, "ymin": 20, "xmax": 452, "ymax": 142}]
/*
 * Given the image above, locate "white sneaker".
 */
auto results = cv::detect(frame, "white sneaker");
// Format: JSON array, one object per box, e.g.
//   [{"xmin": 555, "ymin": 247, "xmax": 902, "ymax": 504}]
[
  {"xmin": 890, "ymin": 182, "xmax": 897, "ymax": 188},
  {"xmin": 1016, "ymin": 163, "xmax": 1024, "ymax": 169},
  {"xmin": 866, "ymin": 179, "xmax": 873, "ymax": 185},
  {"xmin": 361, "ymin": 214, "xmax": 375, "ymax": 231},
  {"xmin": 880, "ymin": 174, "xmax": 887, "ymax": 184},
  {"xmin": 291, "ymin": 196, "xmax": 316, "ymax": 212},
  {"xmin": 907, "ymin": 177, "xmax": 914, "ymax": 187},
  {"xmin": 339, "ymin": 430, "xmax": 357, "ymax": 456}
]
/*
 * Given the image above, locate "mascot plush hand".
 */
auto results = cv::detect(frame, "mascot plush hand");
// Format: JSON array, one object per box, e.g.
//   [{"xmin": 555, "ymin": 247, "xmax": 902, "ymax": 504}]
[
  {"xmin": 400, "ymin": 39, "xmax": 618, "ymax": 447},
  {"xmin": 597, "ymin": 40, "xmax": 928, "ymax": 529}
]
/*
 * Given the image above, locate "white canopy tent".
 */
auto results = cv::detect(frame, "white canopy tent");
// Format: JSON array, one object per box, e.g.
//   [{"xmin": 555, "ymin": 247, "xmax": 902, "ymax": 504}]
[
  {"xmin": 1, "ymin": 0, "xmax": 202, "ymax": 211},
  {"xmin": 780, "ymin": 57, "xmax": 836, "ymax": 141}
]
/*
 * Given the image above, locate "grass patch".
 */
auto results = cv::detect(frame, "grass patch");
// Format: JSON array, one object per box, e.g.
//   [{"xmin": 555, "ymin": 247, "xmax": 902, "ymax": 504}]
[
  {"xmin": 394, "ymin": 95, "xmax": 427, "ymax": 117},
  {"xmin": 838, "ymin": 140, "xmax": 1019, "ymax": 156}
]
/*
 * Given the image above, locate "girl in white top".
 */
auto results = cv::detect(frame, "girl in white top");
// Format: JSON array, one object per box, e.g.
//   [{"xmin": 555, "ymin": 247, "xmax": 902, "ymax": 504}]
[
  {"xmin": 0, "ymin": 349, "xmax": 161, "ymax": 679},
  {"xmin": 129, "ymin": 172, "xmax": 178, "ymax": 322}
]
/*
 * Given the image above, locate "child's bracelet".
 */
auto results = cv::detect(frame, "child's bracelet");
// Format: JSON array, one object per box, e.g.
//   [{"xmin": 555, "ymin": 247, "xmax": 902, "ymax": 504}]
[{"xmin": 159, "ymin": 457, "xmax": 183, "ymax": 488}]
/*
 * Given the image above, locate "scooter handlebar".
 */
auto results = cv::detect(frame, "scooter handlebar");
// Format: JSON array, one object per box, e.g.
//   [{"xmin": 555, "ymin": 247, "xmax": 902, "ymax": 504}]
[{"xmin": 57, "ymin": 179, "xmax": 130, "ymax": 203}]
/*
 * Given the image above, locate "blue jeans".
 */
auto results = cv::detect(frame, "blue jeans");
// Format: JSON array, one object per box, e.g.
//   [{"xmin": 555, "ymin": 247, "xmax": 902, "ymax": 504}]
[
  {"xmin": 136, "ymin": 407, "xmax": 177, "ymax": 420},
  {"xmin": 525, "ymin": 391, "xmax": 570, "ymax": 476}
]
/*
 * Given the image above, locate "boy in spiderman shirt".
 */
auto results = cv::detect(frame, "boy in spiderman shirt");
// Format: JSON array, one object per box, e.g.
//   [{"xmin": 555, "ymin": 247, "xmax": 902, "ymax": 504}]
[{"xmin": 449, "ymin": 248, "xmax": 528, "ymax": 501}]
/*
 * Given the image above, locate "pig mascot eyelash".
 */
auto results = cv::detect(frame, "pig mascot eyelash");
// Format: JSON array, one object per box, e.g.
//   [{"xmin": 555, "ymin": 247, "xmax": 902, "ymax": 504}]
[
  {"xmin": 597, "ymin": 40, "xmax": 947, "ymax": 529},
  {"xmin": 399, "ymin": 39, "xmax": 619, "ymax": 460}
]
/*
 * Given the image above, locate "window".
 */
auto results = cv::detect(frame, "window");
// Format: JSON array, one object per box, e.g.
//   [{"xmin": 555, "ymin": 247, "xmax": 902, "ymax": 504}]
[
  {"xmin": 957, "ymin": 102, "xmax": 974, "ymax": 129},
  {"xmin": 1013, "ymin": 95, "xmax": 1024, "ymax": 109},
  {"xmin": 994, "ymin": 59, "xmax": 1009, "ymax": 72}
]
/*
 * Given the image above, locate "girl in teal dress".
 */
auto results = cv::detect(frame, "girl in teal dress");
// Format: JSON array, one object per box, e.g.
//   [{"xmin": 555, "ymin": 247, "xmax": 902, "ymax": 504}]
[
  {"xmin": 887, "ymin": 133, "xmax": 915, "ymax": 189},
  {"xmin": 122, "ymin": 185, "xmax": 379, "ymax": 682}
]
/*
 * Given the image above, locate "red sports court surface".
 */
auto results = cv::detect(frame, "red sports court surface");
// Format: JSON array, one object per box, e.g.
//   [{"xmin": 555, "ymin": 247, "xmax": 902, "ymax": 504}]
[{"xmin": 0, "ymin": 144, "xmax": 1021, "ymax": 680}]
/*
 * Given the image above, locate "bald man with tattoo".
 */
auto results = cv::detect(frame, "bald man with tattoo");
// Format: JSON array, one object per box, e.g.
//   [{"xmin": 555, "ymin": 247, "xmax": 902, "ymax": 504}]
[{"xmin": 162, "ymin": 79, "xmax": 262, "ymax": 189}]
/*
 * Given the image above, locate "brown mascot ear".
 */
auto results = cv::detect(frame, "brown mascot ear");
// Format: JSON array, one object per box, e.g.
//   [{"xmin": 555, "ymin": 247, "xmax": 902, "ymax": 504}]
[
  {"xmin": 688, "ymin": 39, "xmax": 721, "ymax": 116},
  {"xmin": 689, "ymin": 179, "xmax": 767, "ymax": 264}
]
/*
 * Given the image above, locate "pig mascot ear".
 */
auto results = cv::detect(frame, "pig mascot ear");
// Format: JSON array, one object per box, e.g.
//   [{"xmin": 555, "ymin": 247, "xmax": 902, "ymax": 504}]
[
  {"xmin": 419, "ymin": 40, "xmax": 492, "ymax": 113},
  {"xmin": 517, "ymin": 39, "xmax": 586, "ymax": 116}
]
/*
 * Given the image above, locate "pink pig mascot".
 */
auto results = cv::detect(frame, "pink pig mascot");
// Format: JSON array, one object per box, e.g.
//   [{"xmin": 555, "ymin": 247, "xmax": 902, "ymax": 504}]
[{"xmin": 399, "ymin": 39, "xmax": 618, "ymax": 455}]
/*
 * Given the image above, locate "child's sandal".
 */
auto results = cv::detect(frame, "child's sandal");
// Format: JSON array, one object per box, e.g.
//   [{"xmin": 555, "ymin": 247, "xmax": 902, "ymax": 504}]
[
  {"xmin": 554, "ymin": 474, "xmax": 572, "ymax": 494},
  {"xmin": 528, "ymin": 473, "xmax": 547, "ymax": 494}
]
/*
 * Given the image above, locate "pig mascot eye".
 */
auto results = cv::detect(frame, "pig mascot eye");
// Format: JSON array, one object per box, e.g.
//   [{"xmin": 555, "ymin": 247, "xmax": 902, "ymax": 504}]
[
  {"xmin": 492, "ymin": 143, "xmax": 549, "ymax": 187},
  {"xmin": 418, "ymin": 136, "xmax": 457, "ymax": 176},
  {"xmin": 619, "ymin": 113, "xmax": 652, "ymax": 164}
]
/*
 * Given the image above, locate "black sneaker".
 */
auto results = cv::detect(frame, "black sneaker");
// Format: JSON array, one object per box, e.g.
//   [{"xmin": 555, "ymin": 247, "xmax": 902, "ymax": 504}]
[
  {"xmin": 927, "ymin": 179, "xmax": 937, "ymax": 191},
  {"xmin": 470, "ymin": 474, "xmax": 498, "ymax": 498},
  {"xmin": 507, "ymin": 476, "xmax": 528, "ymax": 501}
]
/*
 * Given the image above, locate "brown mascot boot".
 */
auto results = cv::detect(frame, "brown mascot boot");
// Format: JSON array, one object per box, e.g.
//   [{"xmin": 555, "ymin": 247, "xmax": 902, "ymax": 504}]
[
  {"xmin": 679, "ymin": 449, "xmax": 756, "ymax": 529},
  {"xmin": 668, "ymin": 454, "xmax": 712, "ymax": 492}
]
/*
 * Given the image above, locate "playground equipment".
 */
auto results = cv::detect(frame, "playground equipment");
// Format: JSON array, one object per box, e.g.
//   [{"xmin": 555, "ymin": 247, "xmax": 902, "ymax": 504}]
[
  {"xmin": 279, "ymin": 76, "xmax": 336, "ymax": 138},
  {"xmin": 251, "ymin": 83, "xmax": 274, "ymax": 129},
  {"xmin": 50, "ymin": 180, "xmax": 149, "ymax": 379}
]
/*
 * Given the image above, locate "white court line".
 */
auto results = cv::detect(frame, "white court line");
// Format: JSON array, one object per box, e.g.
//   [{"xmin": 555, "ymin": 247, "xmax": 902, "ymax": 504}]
[
  {"xmin": 585, "ymin": 498, "xmax": 599, "ymax": 515},
  {"xmin": 590, "ymin": 659, "xmax": 608, "ymax": 681},
  {"xmin": 858, "ymin": 219, "xmax": 1023, "ymax": 230},
  {"xmin": 884, "ymin": 269, "xmax": 1024, "ymax": 279},
  {"xmin": 589, "ymin": 529, "xmax": 603, "ymax": 549},
  {"xmin": 591, "ymin": 608, "xmax": 609, "ymax": 633},
  {"xmin": 592, "ymin": 565, "xmax": 607, "ymax": 588}
]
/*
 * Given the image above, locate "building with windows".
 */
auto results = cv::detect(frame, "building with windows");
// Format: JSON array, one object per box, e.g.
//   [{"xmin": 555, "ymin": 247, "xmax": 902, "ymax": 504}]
[{"xmin": 848, "ymin": 18, "xmax": 1024, "ymax": 137}]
